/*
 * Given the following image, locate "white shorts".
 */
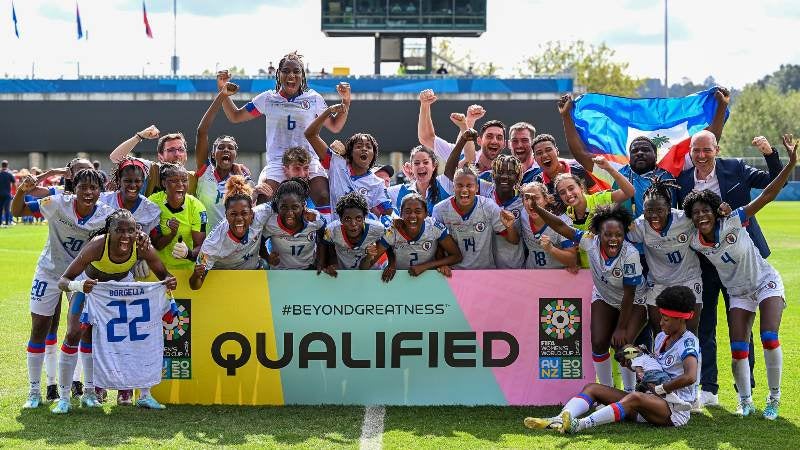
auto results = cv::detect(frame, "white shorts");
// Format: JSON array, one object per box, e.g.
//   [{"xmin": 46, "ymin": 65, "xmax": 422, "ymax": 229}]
[
  {"xmin": 729, "ymin": 270, "xmax": 785, "ymax": 313},
  {"xmin": 634, "ymin": 399, "xmax": 690, "ymax": 427},
  {"xmin": 591, "ymin": 285, "xmax": 646, "ymax": 310},
  {"xmin": 259, "ymin": 159, "xmax": 327, "ymax": 184},
  {"xmin": 644, "ymin": 278, "xmax": 704, "ymax": 307},
  {"xmin": 29, "ymin": 267, "xmax": 63, "ymax": 316}
]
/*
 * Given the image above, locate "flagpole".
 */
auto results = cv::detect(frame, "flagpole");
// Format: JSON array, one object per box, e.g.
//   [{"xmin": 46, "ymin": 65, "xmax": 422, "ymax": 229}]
[
  {"xmin": 664, "ymin": 0, "xmax": 669, "ymax": 97},
  {"xmin": 171, "ymin": 0, "xmax": 178, "ymax": 76}
]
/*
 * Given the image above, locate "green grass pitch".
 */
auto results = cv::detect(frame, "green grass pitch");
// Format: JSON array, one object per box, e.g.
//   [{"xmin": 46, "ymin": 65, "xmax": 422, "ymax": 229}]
[{"xmin": 1, "ymin": 203, "xmax": 798, "ymax": 449}]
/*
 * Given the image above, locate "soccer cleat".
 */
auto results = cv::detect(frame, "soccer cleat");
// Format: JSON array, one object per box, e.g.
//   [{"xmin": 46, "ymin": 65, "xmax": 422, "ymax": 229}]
[
  {"xmin": 81, "ymin": 393, "xmax": 102, "ymax": 408},
  {"xmin": 51, "ymin": 399, "xmax": 72, "ymax": 414},
  {"xmin": 699, "ymin": 390, "xmax": 719, "ymax": 407},
  {"xmin": 22, "ymin": 394, "xmax": 41, "ymax": 409},
  {"xmin": 95, "ymin": 387, "xmax": 107, "ymax": 403},
  {"xmin": 46, "ymin": 384, "xmax": 59, "ymax": 402},
  {"xmin": 559, "ymin": 410, "xmax": 580, "ymax": 434},
  {"xmin": 735, "ymin": 398, "xmax": 756, "ymax": 417},
  {"xmin": 117, "ymin": 390, "xmax": 133, "ymax": 406},
  {"xmin": 523, "ymin": 415, "xmax": 561, "ymax": 430},
  {"xmin": 71, "ymin": 381, "xmax": 83, "ymax": 398},
  {"xmin": 136, "ymin": 395, "xmax": 166, "ymax": 410},
  {"xmin": 763, "ymin": 397, "xmax": 780, "ymax": 421}
]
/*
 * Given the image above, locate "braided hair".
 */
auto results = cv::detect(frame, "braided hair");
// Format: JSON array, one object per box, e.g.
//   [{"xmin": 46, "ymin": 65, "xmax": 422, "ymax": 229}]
[
  {"xmin": 335, "ymin": 191, "xmax": 368, "ymax": 218},
  {"xmin": 72, "ymin": 168, "xmax": 104, "ymax": 191},
  {"xmin": 454, "ymin": 163, "xmax": 480, "ymax": 185},
  {"xmin": 491, "ymin": 154, "xmax": 524, "ymax": 186},
  {"xmin": 224, "ymin": 175, "xmax": 254, "ymax": 210},
  {"xmin": 344, "ymin": 133, "xmax": 379, "ymax": 168},
  {"xmin": 271, "ymin": 177, "xmax": 310, "ymax": 213},
  {"xmin": 589, "ymin": 204, "xmax": 634, "ymax": 235},
  {"xmin": 409, "ymin": 145, "xmax": 441, "ymax": 206},
  {"xmin": 88, "ymin": 209, "xmax": 137, "ymax": 240},
  {"xmin": 275, "ymin": 51, "xmax": 308, "ymax": 94},
  {"xmin": 643, "ymin": 176, "xmax": 680, "ymax": 207}
]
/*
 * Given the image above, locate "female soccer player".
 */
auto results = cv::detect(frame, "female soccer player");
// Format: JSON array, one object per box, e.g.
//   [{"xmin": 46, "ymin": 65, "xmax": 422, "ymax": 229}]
[
  {"xmin": 318, "ymin": 192, "xmax": 386, "ymax": 276},
  {"xmin": 263, "ymin": 178, "xmax": 326, "ymax": 270},
  {"xmin": 626, "ymin": 178, "xmax": 703, "ymax": 335},
  {"xmin": 12, "ymin": 169, "xmax": 115, "ymax": 409},
  {"xmin": 218, "ymin": 52, "xmax": 351, "ymax": 211},
  {"xmin": 305, "ymin": 104, "xmax": 392, "ymax": 218},
  {"xmin": 373, "ymin": 194, "xmax": 462, "ymax": 281},
  {"xmin": 519, "ymin": 182, "xmax": 578, "ymax": 270},
  {"xmin": 532, "ymin": 202, "xmax": 647, "ymax": 388},
  {"xmin": 195, "ymin": 80, "xmax": 253, "ymax": 231},
  {"xmin": 525, "ymin": 286, "xmax": 699, "ymax": 432},
  {"xmin": 486, "ymin": 154, "xmax": 525, "ymax": 268},
  {"xmin": 683, "ymin": 134, "xmax": 796, "ymax": 419},
  {"xmin": 148, "ymin": 164, "xmax": 207, "ymax": 271},
  {"xmin": 388, "ymin": 145, "xmax": 451, "ymax": 215},
  {"xmin": 190, "ymin": 176, "xmax": 273, "ymax": 289},
  {"xmin": 432, "ymin": 130, "xmax": 519, "ymax": 269},
  {"xmin": 52, "ymin": 209, "xmax": 177, "ymax": 413}
]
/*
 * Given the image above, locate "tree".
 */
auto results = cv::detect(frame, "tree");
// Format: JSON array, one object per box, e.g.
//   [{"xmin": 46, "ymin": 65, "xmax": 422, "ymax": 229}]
[
  {"xmin": 517, "ymin": 40, "xmax": 643, "ymax": 97},
  {"xmin": 721, "ymin": 85, "xmax": 800, "ymax": 156},
  {"xmin": 432, "ymin": 38, "xmax": 498, "ymax": 76},
  {"xmin": 756, "ymin": 64, "xmax": 800, "ymax": 94}
]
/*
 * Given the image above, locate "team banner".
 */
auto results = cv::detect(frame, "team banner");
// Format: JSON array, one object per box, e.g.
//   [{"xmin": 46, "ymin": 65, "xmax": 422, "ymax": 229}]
[{"xmin": 151, "ymin": 270, "xmax": 594, "ymax": 406}]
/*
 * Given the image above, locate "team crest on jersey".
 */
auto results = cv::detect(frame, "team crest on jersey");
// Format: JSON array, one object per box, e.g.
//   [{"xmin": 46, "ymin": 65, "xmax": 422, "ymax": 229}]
[
  {"xmin": 421, "ymin": 241, "xmax": 432, "ymax": 251},
  {"xmin": 511, "ymin": 208, "xmax": 521, "ymax": 219},
  {"xmin": 665, "ymin": 355, "xmax": 675, "ymax": 366},
  {"xmin": 307, "ymin": 232, "xmax": 316, "ymax": 242},
  {"xmin": 677, "ymin": 233, "xmax": 688, "ymax": 243},
  {"xmin": 767, "ymin": 281, "xmax": 777, "ymax": 289},
  {"xmin": 474, "ymin": 222, "xmax": 486, "ymax": 232},
  {"xmin": 358, "ymin": 187, "xmax": 369, "ymax": 196},
  {"xmin": 623, "ymin": 263, "xmax": 635, "ymax": 276},
  {"xmin": 612, "ymin": 268, "xmax": 623, "ymax": 278},
  {"xmin": 725, "ymin": 233, "xmax": 737, "ymax": 244},
  {"xmin": 299, "ymin": 100, "xmax": 311, "ymax": 110}
]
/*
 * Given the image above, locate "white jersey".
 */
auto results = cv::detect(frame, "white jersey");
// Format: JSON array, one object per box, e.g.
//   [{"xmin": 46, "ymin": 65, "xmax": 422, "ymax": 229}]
[
  {"xmin": 627, "ymin": 209, "xmax": 700, "ymax": 288},
  {"xmin": 196, "ymin": 204, "xmax": 272, "ymax": 270},
  {"xmin": 322, "ymin": 149, "xmax": 392, "ymax": 218},
  {"xmin": 576, "ymin": 230, "xmax": 643, "ymax": 306},
  {"xmin": 647, "ymin": 330, "xmax": 699, "ymax": 404},
  {"xmin": 245, "ymin": 89, "xmax": 327, "ymax": 165},
  {"xmin": 27, "ymin": 193, "xmax": 115, "ymax": 276},
  {"xmin": 490, "ymin": 193, "xmax": 525, "ymax": 269},
  {"xmin": 322, "ymin": 218, "xmax": 386, "ymax": 269},
  {"xmin": 689, "ymin": 208, "xmax": 776, "ymax": 296},
  {"xmin": 195, "ymin": 160, "xmax": 254, "ymax": 232},
  {"xmin": 380, "ymin": 217, "xmax": 450, "ymax": 269},
  {"xmin": 432, "ymin": 196, "xmax": 506, "ymax": 269},
  {"xmin": 98, "ymin": 191, "xmax": 161, "ymax": 234},
  {"xmin": 433, "ymin": 136, "xmax": 456, "ymax": 162},
  {"xmin": 520, "ymin": 209, "xmax": 576, "ymax": 269},
  {"xmin": 85, "ymin": 281, "xmax": 173, "ymax": 389},
  {"xmin": 264, "ymin": 210, "xmax": 326, "ymax": 269}
]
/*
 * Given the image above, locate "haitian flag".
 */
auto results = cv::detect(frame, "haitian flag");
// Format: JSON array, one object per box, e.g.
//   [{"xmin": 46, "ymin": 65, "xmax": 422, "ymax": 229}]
[
  {"xmin": 571, "ymin": 88, "xmax": 728, "ymax": 176},
  {"xmin": 143, "ymin": 1, "xmax": 153, "ymax": 38}
]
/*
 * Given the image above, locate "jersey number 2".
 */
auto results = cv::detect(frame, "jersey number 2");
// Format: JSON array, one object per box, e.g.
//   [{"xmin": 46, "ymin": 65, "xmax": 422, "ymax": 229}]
[{"xmin": 106, "ymin": 299, "xmax": 151, "ymax": 343}]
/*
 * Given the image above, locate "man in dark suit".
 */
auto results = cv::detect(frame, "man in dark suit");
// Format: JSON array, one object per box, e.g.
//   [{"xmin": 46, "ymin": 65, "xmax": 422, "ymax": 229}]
[{"xmin": 676, "ymin": 130, "xmax": 784, "ymax": 409}]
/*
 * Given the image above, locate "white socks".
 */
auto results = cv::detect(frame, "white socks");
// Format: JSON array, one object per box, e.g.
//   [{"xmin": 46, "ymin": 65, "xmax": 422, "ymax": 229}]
[
  {"xmin": 592, "ymin": 352, "xmax": 613, "ymax": 386},
  {"xmin": 58, "ymin": 344, "xmax": 79, "ymax": 400},
  {"xmin": 26, "ymin": 344, "xmax": 45, "ymax": 396},
  {"xmin": 80, "ymin": 342, "xmax": 94, "ymax": 393},
  {"xmin": 44, "ymin": 333, "xmax": 58, "ymax": 386}
]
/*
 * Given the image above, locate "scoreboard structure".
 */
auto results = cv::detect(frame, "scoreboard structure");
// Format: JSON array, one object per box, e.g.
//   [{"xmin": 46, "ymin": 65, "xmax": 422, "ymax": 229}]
[{"xmin": 321, "ymin": 0, "xmax": 486, "ymax": 74}]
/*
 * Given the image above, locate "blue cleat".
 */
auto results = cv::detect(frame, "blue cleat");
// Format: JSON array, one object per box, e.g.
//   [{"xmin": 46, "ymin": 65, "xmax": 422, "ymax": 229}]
[
  {"xmin": 81, "ymin": 392, "xmax": 102, "ymax": 408},
  {"xmin": 22, "ymin": 394, "xmax": 41, "ymax": 409},
  {"xmin": 136, "ymin": 395, "xmax": 166, "ymax": 410},
  {"xmin": 763, "ymin": 397, "xmax": 780, "ymax": 420},
  {"xmin": 51, "ymin": 399, "xmax": 72, "ymax": 414},
  {"xmin": 735, "ymin": 398, "xmax": 756, "ymax": 417}
]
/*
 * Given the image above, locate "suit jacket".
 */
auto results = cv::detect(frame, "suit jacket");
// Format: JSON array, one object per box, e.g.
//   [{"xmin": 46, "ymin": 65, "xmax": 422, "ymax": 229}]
[{"xmin": 676, "ymin": 150, "xmax": 783, "ymax": 258}]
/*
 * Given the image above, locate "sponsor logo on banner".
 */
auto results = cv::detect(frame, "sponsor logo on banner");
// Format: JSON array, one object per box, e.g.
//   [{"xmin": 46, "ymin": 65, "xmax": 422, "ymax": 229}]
[
  {"xmin": 162, "ymin": 299, "xmax": 192, "ymax": 380},
  {"xmin": 539, "ymin": 298, "xmax": 582, "ymax": 379}
]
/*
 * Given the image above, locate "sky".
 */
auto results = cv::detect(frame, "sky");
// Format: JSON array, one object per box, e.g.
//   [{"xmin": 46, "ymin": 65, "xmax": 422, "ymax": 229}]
[{"xmin": 1, "ymin": 0, "xmax": 798, "ymax": 89}]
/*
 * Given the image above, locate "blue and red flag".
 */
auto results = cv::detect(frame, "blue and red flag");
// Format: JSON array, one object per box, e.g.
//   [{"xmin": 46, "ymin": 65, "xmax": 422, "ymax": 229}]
[
  {"xmin": 571, "ymin": 88, "xmax": 728, "ymax": 177},
  {"xmin": 76, "ymin": 2, "xmax": 83, "ymax": 39},
  {"xmin": 143, "ymin": 1, "xmax": 153, "ymax": 38}
]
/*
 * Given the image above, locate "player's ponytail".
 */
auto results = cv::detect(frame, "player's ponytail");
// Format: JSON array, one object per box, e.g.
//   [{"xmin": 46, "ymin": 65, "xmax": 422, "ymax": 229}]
[{"xmin": 223, "ymin": 175, "xmax": 254, "ymax": 210}]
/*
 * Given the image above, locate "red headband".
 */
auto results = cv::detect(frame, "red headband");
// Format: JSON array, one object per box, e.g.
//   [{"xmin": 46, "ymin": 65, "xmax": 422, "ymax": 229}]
[
  {"xmin": 119, "ymin": 159, "xmax": 146, "ymax": 173},
  {"xmin": 659, "ymin": 308, "xmax": 694, "ymax": 319}
]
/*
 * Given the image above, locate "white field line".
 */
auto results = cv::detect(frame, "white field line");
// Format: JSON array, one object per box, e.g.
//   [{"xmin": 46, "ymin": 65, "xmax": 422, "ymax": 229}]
[{"xmin": 359, "ymin": 405, "xmax": 386, "ymax": 450}]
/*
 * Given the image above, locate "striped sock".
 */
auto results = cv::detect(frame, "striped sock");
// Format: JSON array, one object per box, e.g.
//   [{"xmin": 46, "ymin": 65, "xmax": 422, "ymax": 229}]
[
  {"xmin": 79, "ymin": 342, "xmax": 94, "ymax": 392},
  {"xmin": 592, "ymin": 352, "xmax": 613, "ymax": 386},
  {"xmin": 579, "ymin": 402, "xmax": 626, "ymax": 430},
  {"xmin": 761, "ymin": 331, "xmax": 782, "ymax": 400},
  {"xmin": 731, "ymin": 341, "xmax": 751, "ymax": 401},
  {"xmin": 44, "ymin": 333, "xmax": 58, "ymax": 385},
  {"xmin": 58, "ymin": 343, "xmax": 79, "ymax": 400},
  {"xmin": 26, "ymin": 341, "xmax": 46, "ymax": 396}
]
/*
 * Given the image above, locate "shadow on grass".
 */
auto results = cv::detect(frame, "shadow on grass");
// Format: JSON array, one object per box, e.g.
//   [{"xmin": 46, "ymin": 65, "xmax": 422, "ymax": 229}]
[
  {"xmin": 383, "ymin": 404, "xmax": 799, "ymax": 448},
  {"xmin": 5, "ymin": 403, "xmax": 363, "ymax": 448}
]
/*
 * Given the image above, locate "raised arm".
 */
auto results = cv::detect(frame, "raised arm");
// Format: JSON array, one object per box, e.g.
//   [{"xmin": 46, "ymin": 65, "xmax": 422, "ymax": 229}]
[
  {"xmin": 217, "ymin": 70, "xmax": 259, "ymax": 124},
  {"xmin": 325, "ymin": 82, "xmax": 351, "ymax": 133},
  {"xmin": 747, "ymin": 135, "xmax": 785, "ymax": 188},
  {"xmin": 417, "ymin": 89, "xmax": 438, "ymax": 148},
  {"xmin": 743, "ymin": 134, "xmax": 797, "ymax": 218},
  {"xmin": 705, "ymin": 86, "xmax": 730, "ymax": 142},
  {"xmin": 196, "ymin": 82, "xmax": 236, "ymax": 170},
  {"xmin": 444, "ymin": 129, "xmax": 477, "ymax": 180},
  {"xmin": 11, "ymin": 175, "xmax": 37, "ymax": 217},
  {"xmin": 304, "ymin": 104, "xmax": 347, "ymax": 160},
  {"xmin": 531, "ymin": 203, "xmax": 580, "ymax": 242},
  {"xmin": 593, "ymin": 157, "xmax": 634, "ymax": 203},
  {"xmin": 110, "ymin": 125, "xmax": 160, "ymax": 163},
  {"xmin": 558, "ymin": 94, "xmax": 595, "ymax": 172}
]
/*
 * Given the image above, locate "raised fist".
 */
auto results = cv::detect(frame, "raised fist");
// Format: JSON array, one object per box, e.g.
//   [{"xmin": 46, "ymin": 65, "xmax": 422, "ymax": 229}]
[
  {"xmin": 139, "ymin": 125, "xmax": 160, "ymax": 140},
  {"xmin": 216, "ymin": 70, "xmax": 231, "ymax": 91},
  {"xmin": 557, "ymin": 94, "xmax": 573, "ymax": 115},
  {"xmin": 419, "ymin": 89, "xmax": 437, "ymax": 106},
  {"xmin": 336, "ymin": 82, "xmax": 351, "ymax": 104}
]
